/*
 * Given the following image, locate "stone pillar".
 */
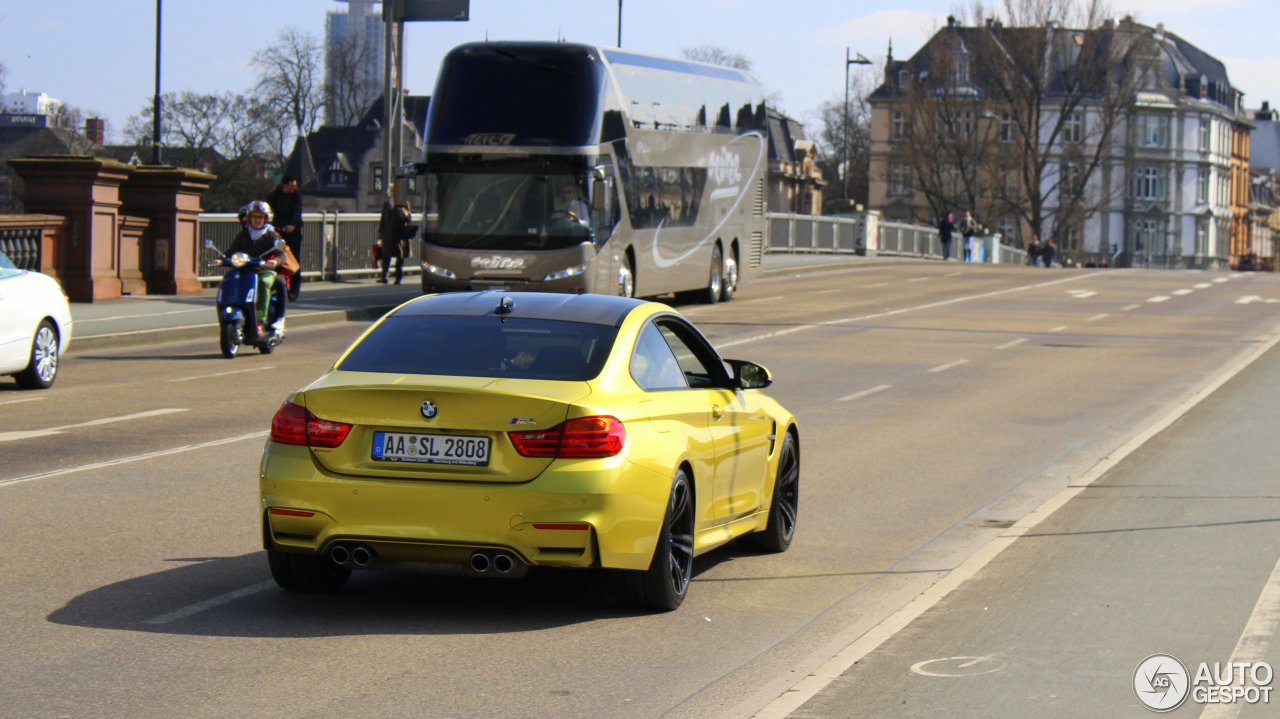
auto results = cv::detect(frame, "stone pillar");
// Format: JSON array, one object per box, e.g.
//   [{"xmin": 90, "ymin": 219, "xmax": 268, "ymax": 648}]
[
  {"xmin": 117, "ymin": 215, "xmax": 152, "ymax": 295},
  {"xmin": 8, "ymin": 155, "xmax": 132, "ymax": 301},
  {"xmin": 120, "ymin": 166, "xmax": 214, "ymax": 295}
]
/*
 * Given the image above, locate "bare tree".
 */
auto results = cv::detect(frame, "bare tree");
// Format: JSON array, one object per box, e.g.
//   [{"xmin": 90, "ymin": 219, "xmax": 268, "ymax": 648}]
[
  {"xmin": 124, "ymin": 90, "xmax": 274, "ymax": 210},
  {"xmin": 0, "ymin": 60, "xmax": 7, "ymax": 96},
  {"xmin": 812, "ymin": 63, "xmax": 879, "ymax": 209},
  {"xmin": 325, "ymin": 32, "xmax": 378, "ymax": 126},
  {"xmin": 963, "ymin": 0, "xmax": 1154, "ymax": 251},
  {"xmin": 254, "ymin": 27, "xmax": 324, "ymax": 162}
]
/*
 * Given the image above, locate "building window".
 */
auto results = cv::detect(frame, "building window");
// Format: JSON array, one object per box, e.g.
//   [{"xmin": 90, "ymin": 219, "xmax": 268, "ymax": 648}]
[
  {"xmin": 1196, "ymin": 218, "xmax": 1209, "ymax": 255},
  {"xmin": 999, "ymin": 113, "xmax": 1015, "ymax": 143},
  {"xmin": 954, "ymin": 53, "xmax": 970, "ymax": 85},
  {"xmin": 1198, "ymin": 115, "xmax": 1211, "ymax": 151},
  {"xmin": 891, "ymin": 111, "xmax": 906, "ymax": 141},
  {"xmin": 372, "ymin": 164, "xmax": 385, "ymax": 193},
  {"xmin": 1060, "ymin": 162, "xmax": 1081, "ymax": 198},
  {"xmin": 1132, "ymin": 166, "xmax": 1167, "ymax": 201},
  {"xmin": 1133, "ymin": 218, "xmax": 1163, "ymax": 255},
  {"xmin": 897, "ymin": 68, "xmax": 910, "ymax": 90},
  {"xmin": 1005, "ymin": 170, "xmax": 1020, "ymax": 198},
  {"xmin": 1064, "ymin": 111, "xmax": 1084, "ymax": 144},
  {"xmin": 889, "ymin": 164, "xmax": 911, "ymax": 196},
  {"xmin": 1197, "ymin": 168, "xmax": 1209, "ymax": 204},
  {"xmin": 960, "ymin": 110, "xmax": 975, "ymax": 138},
  {"xmin": 1135, "ymin": 114, "xmax": 1169, "ymax": 148}
]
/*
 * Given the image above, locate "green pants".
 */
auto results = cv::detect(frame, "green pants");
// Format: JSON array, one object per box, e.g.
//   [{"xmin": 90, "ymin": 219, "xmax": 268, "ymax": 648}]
[{"xmin": 256, "ymin": 270, "xmax": 277, "ymax": 324}]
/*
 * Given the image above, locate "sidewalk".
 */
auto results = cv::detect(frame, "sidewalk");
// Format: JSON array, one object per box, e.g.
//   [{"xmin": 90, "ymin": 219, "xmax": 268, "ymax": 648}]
[{"xmin": 67, "ymin": 252, "xmax": 898, "ymax": 354}]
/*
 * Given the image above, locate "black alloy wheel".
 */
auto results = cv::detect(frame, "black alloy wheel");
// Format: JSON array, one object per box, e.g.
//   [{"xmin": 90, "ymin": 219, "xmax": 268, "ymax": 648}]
[
  {"xmin": 220, "ymin": 322, "xmax": 242, "ymax": 359},
  {"xmin": 615, "ymin": 469, "xmax": 695, "ymax": 611}
]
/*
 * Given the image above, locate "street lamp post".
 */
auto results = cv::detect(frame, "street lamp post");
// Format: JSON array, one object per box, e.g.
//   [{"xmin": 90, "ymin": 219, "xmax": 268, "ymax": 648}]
[
  {"xmin": 842, "ymin": 49, "xmax": 872, "ymax": 203},
  {"xmin": 152, "ymin": 0, "xmax": 163, "ymax": 165}
]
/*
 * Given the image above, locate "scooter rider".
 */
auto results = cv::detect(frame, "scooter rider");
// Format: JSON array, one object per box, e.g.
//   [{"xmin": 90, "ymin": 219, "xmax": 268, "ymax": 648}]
[{"xmin": 220, "ymin": 200, "xmax": 282, "ymax": 332}]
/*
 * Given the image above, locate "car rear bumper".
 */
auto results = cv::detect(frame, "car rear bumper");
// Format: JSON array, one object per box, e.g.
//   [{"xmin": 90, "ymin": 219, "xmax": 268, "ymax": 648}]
[{"xmin": 260, "ymin": 442, "xmax": 670, "ymax": 571}]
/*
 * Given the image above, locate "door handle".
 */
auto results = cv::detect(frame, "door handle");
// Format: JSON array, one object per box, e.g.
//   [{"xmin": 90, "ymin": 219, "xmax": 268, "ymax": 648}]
[{"xmin": 711, "ymin": 404, "xmax": 724, "ymax": 420}]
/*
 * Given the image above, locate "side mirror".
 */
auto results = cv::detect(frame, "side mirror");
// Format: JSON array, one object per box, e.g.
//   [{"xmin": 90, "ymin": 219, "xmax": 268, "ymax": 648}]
[
  {"xmin": 274, "ymin": 238, "xmax": 287, "ymax": 251},
  {"xmin": 726, "ymin": 359, "xmax": 772, "ymax": 390}
]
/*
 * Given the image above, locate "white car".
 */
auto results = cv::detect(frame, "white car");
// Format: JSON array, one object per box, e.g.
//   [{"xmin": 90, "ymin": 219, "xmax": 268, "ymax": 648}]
[{"xmin": 0, "ymin": 250, "xmax": 72, "ymax": 389}]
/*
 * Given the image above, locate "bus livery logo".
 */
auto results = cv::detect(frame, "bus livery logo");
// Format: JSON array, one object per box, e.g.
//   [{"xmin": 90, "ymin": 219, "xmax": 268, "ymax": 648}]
[
  {"xmin": 471, "ymin": 255, "xmax": 526, "ymax": 270},
  {"xmin": 463, "ymin": 133, "xmax": 516, "ymax": 146},
  {"xmin": 708, "ymin": 148, "xmax": 742, "ymax": 188}
]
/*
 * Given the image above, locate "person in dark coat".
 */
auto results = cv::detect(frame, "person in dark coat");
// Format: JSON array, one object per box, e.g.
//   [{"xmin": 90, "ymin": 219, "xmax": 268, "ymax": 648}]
[
  {"xmin": 267, "ymin": 175, "xmax": 304, "ymax": 300},
  {"xmin": 377, "ymin": 184, "xmax": 410, "ymax": 285},
  {"xmin": 938, "ymin": 212, "xmax": 955, "ymax": 260}
]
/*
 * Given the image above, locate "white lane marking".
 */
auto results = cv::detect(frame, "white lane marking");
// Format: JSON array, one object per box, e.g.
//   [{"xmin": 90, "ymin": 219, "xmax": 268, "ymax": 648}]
[
  {"xmin": 0, "ymin": 408, "xmax": 188, "ymax": 443},
  {"xmin": 995, "ymin": 338, "xmax": 1027, "ymax": 350},
  {"xmin": 78, "ymin": 308, "xmax": 206, "ymax": 324},
  {"xmin": 908, "ymin": 277, "xmax": 929, "ymax": 283},
  {"xmin": 1068, "ymin": 289, "xmax": 1096, "ymax": 299},
  {"xmin": 0, "ymin": 396, "xmax": 45, "ymax": 407},
  {"xmin": 732, "ymin": 294, "xmax": 787, "ymax": 305},
  {"xmin": 928, "ymin": 359, "xmax": 969, "ymax": 373},
  {"xmin": 0, "ymin": 431, "xmax": 265, "ymax": 488},
  {"xmin": 866, "ymin": 282, "xmax": 888, "ymax": 288},
  {"xmin": 1122, "ymin": 304, "xmax": 1141, "ymax": 311},
  {"xmin": 1214, "ymin": 277, "xmax": 1231, "ymax": 284},
  {"xmin": 1148, "ymin": 296, "xmax": 1171, "ymax": 303},
  {"xmin": 1195, "ymin": 283, "xmax": 1213, "ymax": 289},
  {"xmin": 750, "ymin": 321, "xmax": 1280, "ymax": 719},
  {"xmin": 812, "ymin": 289, "xmax": 841, "ymax": 295},
  {"xmin": 1237, "ymin": 296, "xmax": 1262, "ymax": 305},
  {"xmin": 944, "ymin": 271, "xmax": 964, "ymax": 277},
  {"xmin": 167, "ymin": 366, "xmax": 275, "ymax": 383},
  {"xmin": 718, "ymin": 273, "xmax": 1111, "ymax": 351},
  {"xmin": 143, "ymin": 580, "xmax": 276, "ymax": 625},
  {"xmin": 1198, "ymin": 555, "xmax": 1280, "ymax": 719},
  {"xmin": 838, "ymin": 384, "xmax": 891, "ymax": 402},
  {"xmin": 1086, "ymin": 313, "xmax": 1109, "ymax": 322},
  {"xmin": 1173, "ymin": 289, "xmax": 1194, "ymax": 296},
  {"xmin": 1049, "ymin": 326, "xmax": 1068, "ymax": 333}
]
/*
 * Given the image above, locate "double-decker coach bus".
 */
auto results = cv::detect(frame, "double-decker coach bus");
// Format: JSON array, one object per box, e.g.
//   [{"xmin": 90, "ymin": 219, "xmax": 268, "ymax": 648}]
[{"xmin": 410, "ymin": 41, "xmax": 768, "ymax": 303}]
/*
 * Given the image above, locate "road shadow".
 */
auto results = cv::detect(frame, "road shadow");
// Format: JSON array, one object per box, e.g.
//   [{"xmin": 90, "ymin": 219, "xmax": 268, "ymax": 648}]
[
  {"xmin": 75, "ymin": 353, "xmax": 232, "ymax": 362},
  {"xmin": 46, "ymin": 551, "xmax": 718, "ymax": 637}
]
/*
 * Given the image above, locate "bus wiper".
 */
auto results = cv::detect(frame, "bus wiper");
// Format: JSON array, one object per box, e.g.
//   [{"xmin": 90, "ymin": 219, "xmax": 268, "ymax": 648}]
[{"xmin": 490, "ymin": 48, "xmax": 574, "ymax": 76}]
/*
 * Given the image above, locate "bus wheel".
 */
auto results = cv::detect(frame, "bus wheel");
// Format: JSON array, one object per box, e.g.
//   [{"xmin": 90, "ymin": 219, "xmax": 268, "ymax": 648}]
[
  {"xmin": 702, "ymin": 245, "xmax": 723, "ymax": 304},
  {"xmin": 618, "ymin": 257, "xmax": 636, "ymax": 298},
  {"xmin": 720, "ymin": 250, "xmax": 738, "ymax": 302}
]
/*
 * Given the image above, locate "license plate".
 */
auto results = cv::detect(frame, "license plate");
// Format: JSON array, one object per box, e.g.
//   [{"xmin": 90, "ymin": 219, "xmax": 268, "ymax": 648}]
[{"xmin": 371, "ymin": 431, "xmax": 491, "ymax": 466}]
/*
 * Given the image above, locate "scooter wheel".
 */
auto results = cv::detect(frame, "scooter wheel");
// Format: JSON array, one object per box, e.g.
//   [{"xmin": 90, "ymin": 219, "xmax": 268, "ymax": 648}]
[
  {"xmin": 258, "ymin": 340, "xmax": 275, "ymax": 355},
  {"xmin": 220, "ymin": 323, "xmax": 242, "ymax": 358}
]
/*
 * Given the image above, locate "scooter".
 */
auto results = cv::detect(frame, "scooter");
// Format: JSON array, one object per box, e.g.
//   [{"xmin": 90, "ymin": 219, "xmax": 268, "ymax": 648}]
[{"xmin": 203, "ymin": 238, "xmax": 288, "ymax": 358}]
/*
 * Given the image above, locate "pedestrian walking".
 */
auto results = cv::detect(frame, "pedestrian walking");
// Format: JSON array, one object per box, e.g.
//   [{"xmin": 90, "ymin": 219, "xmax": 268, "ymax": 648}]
[
  {"xmin": 960, "ymin": 210, "xmax": 977, "ymax": 262},
  {"xmin": 268, "ymin": 175, "xmax": 304, "ymax": 300},
  {"xmin": 1041, "ymin": 237, "xmax": 1057, "ymax": 268},
  {"xmin": 938, "ymin": 212, "xmax": 955, "ymax": 261},
  {"xmin": 1027, "ymin": 235, "xmax": 1042, "ymax": 267},
  {"xmin": 377, "ymin": 184, "xmax": 409, "ymax": 285}
]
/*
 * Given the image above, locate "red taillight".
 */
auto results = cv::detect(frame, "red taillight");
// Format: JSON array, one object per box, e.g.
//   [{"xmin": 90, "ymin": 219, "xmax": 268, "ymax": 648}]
[
  {"xmin": 270, "ymin": 401, "xmax": 352, "ymax": 448},
  {"xmin": 509, "ymin": 415, "xmax": 625, "ymax": 459}
]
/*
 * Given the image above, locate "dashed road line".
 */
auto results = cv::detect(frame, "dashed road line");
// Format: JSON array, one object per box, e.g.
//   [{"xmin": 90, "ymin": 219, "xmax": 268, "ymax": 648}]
[
  {"xmin": 995, "ymin": 338, "xmax": 1027, "ymax": 350},
  {"xmin": 0, "ymin": 431, "xmax": 264, "ymax": 487},
  {"xmin": 838, "ymin": 384, "xmax": 892, "ymax": 402},
  {"xmin": 0, "ymin": 396, "xmax": 46, "ymax": 407},
  {"xmin": 928, "ymin": 359, "xmax": 969, "ymax": 373},
  {"xmin": 1123, "ymin": 304, "xmax": 1141, "ymax": 311},
  {"xmin": 168, "ymin": 366, "xmax": 275, "ymax": 383},
  {"xmin": 1148, "ymin": 296, "xmax": 1171, "ymax": 303},
  {"xmin": 1173, "ymin": 289, "xmax": 1193, "ymax": 296},
  {"xmin": 142, "ymin": 581, "xmax": 277, "ymax": 625},
  {"xmin": 1086, "ymin": 314, "xmax": 1109, "ymax": 322},
  {"xmin": 1049, "ymin": 326, "xmax": 1069, "ymax": 333},
  {"xmin": 0, "ymin": 408, "xmax": 189, "ymax": 444}
]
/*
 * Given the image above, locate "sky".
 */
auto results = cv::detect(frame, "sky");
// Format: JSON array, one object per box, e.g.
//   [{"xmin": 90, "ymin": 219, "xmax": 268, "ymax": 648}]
[{"xmin": 0, "ymin": 0, "xmax": 1276, "ymax": 144}]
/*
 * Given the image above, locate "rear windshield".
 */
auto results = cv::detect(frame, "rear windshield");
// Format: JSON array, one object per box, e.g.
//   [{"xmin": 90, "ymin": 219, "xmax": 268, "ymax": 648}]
[{"xmin": 337, "ymin": 315, "xmax": 617, "ymax": 381}]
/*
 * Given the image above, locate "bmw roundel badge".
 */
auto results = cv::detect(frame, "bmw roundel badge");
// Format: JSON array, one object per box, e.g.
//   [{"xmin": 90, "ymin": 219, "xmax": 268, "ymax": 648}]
[{"xmin": 420, "ymin": 401, "xmax": 438, "ymax": 420}]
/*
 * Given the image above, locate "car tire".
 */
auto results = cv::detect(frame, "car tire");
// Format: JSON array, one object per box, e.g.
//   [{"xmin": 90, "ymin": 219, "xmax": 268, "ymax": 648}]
[
  {"xmin": 267, "ymin": 548, "xmax": 351, "ymax": 593},
  {"xmin": 618, "ymin": 256, "xmax": 636, "ymax": 298},
  {"xmin": 614, "ymin": 469, "xmax": 694, "ymax": 611},
  {"xmin": 745, "ymin": 431, "xmax": 799, "ymax": 553},
  {"xmin": 15, "ymin": 319, "xmax": 59, "ymax": 390}
]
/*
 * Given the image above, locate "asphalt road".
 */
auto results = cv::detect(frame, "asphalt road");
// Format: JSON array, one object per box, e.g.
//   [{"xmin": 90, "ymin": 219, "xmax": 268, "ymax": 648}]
[{"xmin": 3, "ymin": 262, "xmax": 1279, "ymax": 718}]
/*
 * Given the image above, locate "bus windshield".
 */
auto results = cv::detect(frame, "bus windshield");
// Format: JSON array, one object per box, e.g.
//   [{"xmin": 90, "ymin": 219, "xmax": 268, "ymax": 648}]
[{"xmin": 427, "ymin": 172, "xmax": 599, "ymax": 251}]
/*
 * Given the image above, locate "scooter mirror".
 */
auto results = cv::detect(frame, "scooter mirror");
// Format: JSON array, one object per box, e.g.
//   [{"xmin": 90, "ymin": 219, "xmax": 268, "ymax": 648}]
[
  {"xmin": 203, "ymin": 239, "xmax": 215, "ymax": 249},
  {"xmin": 273, "ymin": 239, "xmax": 287, "ymax": 251}
]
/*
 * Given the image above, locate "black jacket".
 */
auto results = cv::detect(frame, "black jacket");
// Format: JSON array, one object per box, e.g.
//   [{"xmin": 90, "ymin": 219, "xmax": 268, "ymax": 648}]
[
  {"xmin": 267, "ymin": 188, "xmax": 303, "ymax": 233},
  {"xmin": 228, "ymin": 227, "xmax": 282, "ymax": 259}
]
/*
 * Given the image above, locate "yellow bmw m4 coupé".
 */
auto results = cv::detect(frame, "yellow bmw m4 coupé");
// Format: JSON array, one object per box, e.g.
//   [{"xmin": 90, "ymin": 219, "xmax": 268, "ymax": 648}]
[{"xmin": 260, "ymin": 290, "xmax": 799, "ymax": 611}]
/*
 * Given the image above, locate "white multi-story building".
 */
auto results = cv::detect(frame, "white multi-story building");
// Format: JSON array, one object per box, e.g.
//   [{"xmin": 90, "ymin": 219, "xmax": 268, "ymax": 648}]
[
  {"xmin": 325, "ymin": 0, "xmax": 385, "ymax": 126},
  {"xmin": 868, "ymin": 19, "xmax": 1251, "ymax": 268},
  {"xmin": 0, "ymin": 90, "xmax": 63, "ymax": 117}
]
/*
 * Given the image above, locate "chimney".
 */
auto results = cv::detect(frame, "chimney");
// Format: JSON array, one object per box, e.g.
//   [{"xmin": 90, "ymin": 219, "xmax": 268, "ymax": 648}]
[
  {"xmin": 948, "ymin": 15, "xmax": 957, "ymax": 28},
  {"xmin": 84, "ymin": 117, "xmax": 105, "ymax": 146}
]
